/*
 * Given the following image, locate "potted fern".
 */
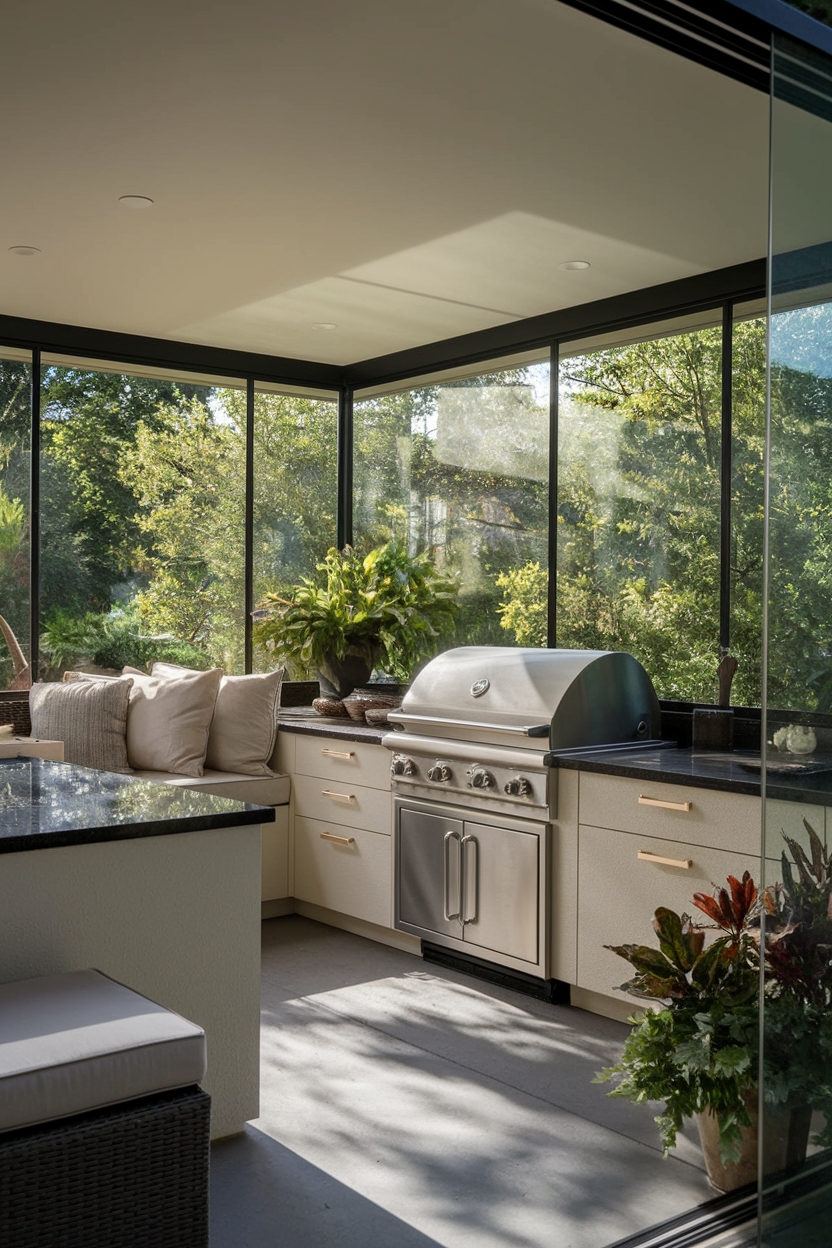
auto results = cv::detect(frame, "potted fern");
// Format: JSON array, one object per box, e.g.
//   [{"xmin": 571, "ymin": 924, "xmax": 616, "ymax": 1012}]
[
  {"xmin": 253, "ymin": 541, "xmax": 458, "ymax": 698},
  {"xmin": 598, "ymin": 825, "xmax": 832, "ymax": 1192}
]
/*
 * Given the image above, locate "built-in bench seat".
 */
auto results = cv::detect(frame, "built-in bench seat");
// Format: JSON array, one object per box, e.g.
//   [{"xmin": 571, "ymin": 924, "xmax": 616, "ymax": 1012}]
[{"xmin": 132, "ymin": 768, "xmax": 291, "ymax": 806}]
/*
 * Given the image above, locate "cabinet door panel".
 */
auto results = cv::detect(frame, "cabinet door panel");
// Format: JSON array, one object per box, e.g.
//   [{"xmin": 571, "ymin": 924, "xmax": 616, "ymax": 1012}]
[
  {"xmin": 295, "ymin": 736, "xmax": 391, "ymax": 791},
  {"xmin": 580, "ymin": 773, "xmax": 759, "ymax": 856},
  {"xmin": 398, "ymin": 808, "xmax": 464, "ymax": 940},
  {"xmin": 295, "ymin": 816, "xmax": 391, "ymax": 927},
  {"xmin": 577, "ymin": 825, "xmax": 757, "ymax": 1003},
  {"xmin": 462, "ymin": 821, "xmax": 539, "ymax": 966},
  {"xmin": 293, "ymin": 773, "xmax": 391, "ymax": 834}
]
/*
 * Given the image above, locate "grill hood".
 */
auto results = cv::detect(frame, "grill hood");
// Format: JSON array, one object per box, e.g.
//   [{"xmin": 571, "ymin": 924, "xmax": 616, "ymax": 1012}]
[{"xmin": 387, "ymin": 647, "xmax": 660, "ymax": 752}]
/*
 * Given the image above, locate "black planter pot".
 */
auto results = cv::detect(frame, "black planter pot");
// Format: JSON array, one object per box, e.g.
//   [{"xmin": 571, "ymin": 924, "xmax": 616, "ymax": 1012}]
[{"xmin": 317, "ymin": 653, "xmax": 374, "ymax": 699}]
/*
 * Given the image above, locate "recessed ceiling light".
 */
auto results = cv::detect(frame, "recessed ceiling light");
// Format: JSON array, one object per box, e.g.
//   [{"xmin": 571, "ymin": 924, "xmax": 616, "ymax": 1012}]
[
  {"xmin": 312, "ymin": 322, "xmax": 337, "ymax": 330},
  {"xmin": 8, "ymin": 245, "xmax": 41, "ymax": 257},
  {"xmin": 118, "ymin": 195, "xmax": 154, "ymax": 209},
  {"xmin": 559, "ymin": 260, "xmax": 591, "ymax": 271}
]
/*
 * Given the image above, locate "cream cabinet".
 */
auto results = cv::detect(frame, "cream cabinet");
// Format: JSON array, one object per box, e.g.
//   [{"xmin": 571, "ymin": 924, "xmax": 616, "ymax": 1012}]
[
  {"xmin": 288, "ymin": 733, "xmax": 394, "ymax": 927},
  {"xmin": 573, "ymin": 771, "xmax": 826, "ymax": 1011}
]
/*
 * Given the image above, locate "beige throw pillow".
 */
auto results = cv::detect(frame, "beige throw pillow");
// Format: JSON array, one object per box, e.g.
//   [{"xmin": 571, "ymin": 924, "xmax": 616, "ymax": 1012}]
[
  {"xmin": 151, "ymin": 663, "xmax": 284, "ymax": 776},
  {"xmin": 120, "ymin": 667, "xmax": 222, "ymax": 776},
  {"xmin": 30, "ymin": 679, "xmax": 133, "ymax": 773}
]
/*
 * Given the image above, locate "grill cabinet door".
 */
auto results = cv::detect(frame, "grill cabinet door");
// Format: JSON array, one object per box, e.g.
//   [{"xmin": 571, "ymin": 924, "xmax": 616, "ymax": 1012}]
[
  {"xmin": 398, "ymin": 807, "xmax": 464, "ymax": 939},
  {"xmin": 461, "ymin": 821, "xmax": 539, "ymax": 965}
]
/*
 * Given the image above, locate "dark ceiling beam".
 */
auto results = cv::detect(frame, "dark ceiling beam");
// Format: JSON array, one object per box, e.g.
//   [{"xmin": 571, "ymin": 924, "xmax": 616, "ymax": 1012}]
[
  {"xmin": 0, "ymin": 313, "xmax": 343, "ymax": 390},
  {"xmin": 342, "ymin": 259, "xmax": 766, "ymax": 390}
]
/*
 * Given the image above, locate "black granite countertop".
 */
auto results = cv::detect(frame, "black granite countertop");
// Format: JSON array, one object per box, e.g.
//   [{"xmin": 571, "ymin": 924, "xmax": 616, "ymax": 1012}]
[
  {"xmin": 546, "ymin": 744, "xmax": 832, "ymax": 806},
  {"xmin": 278, "ymin": 707, "xmax": 388, "ymax": 745},
  {"xmin": 0, "ymin": 759, "xmax": 274, "ymax": 854}
]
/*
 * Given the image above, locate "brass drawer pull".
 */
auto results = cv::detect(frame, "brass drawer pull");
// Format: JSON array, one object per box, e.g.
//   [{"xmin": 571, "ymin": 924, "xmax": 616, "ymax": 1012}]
[
  {"xmin": 638, "ymin": 850, "xmax": 692, "ymax": 869},
  {"xmin": 321, "ymin": 749, "xmax": 355, "ymax": 760},
  {"xmin": 321, "ymin": 789, "xmax": 355, "ymax": 802},
  {"xmin": 638, "ymin": 794, "xmax": 692, "ymax": 812},
  {"xmin": 320, "ymin": 832, "xmax": 356, "ymax": 846}
]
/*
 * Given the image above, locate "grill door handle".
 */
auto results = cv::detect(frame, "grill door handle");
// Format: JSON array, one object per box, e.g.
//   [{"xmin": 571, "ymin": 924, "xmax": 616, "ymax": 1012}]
[
  {"xmin": 637, "ymin": 850, "xmax": 692, "ymax": 870},
  {"xmin": 638, "ymin": 794, "xmax": 692, "ymax": 812},
  {"xmin": 461, "ymin": 835, "xmax": 478, "ymax": 924},
  {"xmin": 443, "ymin": 831, "xmax": 462, "ymax": 921}
]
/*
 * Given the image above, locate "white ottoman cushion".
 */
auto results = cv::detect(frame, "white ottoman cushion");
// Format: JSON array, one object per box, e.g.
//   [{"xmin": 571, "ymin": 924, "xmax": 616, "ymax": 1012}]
[{"xmin": 0, "ymin": 969, "xmax": 206, "ymax": 1133}]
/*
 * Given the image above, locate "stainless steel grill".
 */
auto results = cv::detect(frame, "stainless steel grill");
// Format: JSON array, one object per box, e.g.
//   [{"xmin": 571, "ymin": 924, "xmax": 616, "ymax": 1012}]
[{"xmin": 383, "ymin": 646, "xmax": 660, "ymax": 980}]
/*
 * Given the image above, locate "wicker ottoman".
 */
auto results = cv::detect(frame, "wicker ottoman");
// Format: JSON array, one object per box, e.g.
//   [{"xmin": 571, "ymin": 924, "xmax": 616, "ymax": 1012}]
[{"xmin": 0, "ymin": 969, "xmax": 210, "ymax": 1248}]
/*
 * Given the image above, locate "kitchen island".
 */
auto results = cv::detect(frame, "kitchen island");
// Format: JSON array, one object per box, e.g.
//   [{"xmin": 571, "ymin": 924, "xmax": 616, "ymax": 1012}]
[{"xmin": 0, "ymin": 758, "xmax": 272, "ymax": 1138}]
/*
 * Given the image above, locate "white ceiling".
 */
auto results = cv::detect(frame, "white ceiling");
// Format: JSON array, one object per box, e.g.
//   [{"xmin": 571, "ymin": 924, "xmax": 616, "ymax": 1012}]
[{"xmin": 0, "ymin": 0, "xmax": 770, "ymax": 366}]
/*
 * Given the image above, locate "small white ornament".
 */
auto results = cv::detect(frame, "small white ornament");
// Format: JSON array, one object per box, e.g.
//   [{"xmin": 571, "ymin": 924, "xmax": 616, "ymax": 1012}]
[
  {"xmin": 772, "ymin": 726, "xmax": 789, "ymax": 751},
  {"xmin": 786, "ymin": 725, "xmax": 816, "ymax": 755}
]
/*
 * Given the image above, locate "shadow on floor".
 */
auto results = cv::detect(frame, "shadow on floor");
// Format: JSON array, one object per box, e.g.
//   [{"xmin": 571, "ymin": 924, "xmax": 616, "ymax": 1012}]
[{"xmin": 211, "ymin": 1126, "xmax": 444, "ymax": 1248}]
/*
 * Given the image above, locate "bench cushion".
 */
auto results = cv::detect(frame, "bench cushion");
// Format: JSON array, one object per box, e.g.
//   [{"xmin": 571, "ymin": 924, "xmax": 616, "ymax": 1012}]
[
  {"xmin": 133, "ymin": 768, "xmax": 291, "ymax": 806},
  {"xmin": 0, "ymin": 969, "xmax": 206, "ymax": 1134}
]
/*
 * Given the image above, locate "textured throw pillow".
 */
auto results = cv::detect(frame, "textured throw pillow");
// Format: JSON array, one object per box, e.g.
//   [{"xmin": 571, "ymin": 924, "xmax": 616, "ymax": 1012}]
[
  {"xmin": 29, "ymin": 679, "xmax": 133, "ymax": 774},
  {"xmin": 151, "ymin": 663, "xmax": 284, "ymax": 776},
  {"xmin": 120, "ymin": 667, "xmax": 222, "ymax": 777}
]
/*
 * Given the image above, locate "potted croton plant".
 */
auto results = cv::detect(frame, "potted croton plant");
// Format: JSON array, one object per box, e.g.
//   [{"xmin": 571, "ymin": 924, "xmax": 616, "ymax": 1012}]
[
  {"xmin": 253, "ymin": 541, "xmax": 458, "ymax": 698},
  {"xmin": 597, "ymin": 822, "xmax": 832, "ymax": 1192}
]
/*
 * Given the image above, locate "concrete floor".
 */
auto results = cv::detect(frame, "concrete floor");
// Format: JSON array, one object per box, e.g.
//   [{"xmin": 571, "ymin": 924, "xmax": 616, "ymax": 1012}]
[{"xmin": 210, "ymin": 916, "xmax": 713, "ymax": 1248}]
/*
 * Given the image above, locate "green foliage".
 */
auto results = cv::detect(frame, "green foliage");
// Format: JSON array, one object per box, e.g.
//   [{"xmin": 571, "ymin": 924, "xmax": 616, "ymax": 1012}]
[
  {"xmin": 254, "ymin": 541, "xmax": 458, "ymax": 681},
  {"xmin": 39, "ymin": 609, "xmax": 209, "ymax": 678},
  {"xmin": 496, "ymin": 562, "xmax": 548, "ymax": 646},
  {"xmin": 600, "ymin": 831, "xmax": 832, "ymax": 1163},
  {"xmin": 597, "ymin": 887, "xmax": 760, "ymax": 1163}
]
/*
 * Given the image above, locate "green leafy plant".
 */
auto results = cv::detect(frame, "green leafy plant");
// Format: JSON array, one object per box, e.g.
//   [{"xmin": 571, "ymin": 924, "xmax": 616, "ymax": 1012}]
[
  {"xmin": 40, "ymin": 609, "xmax": 209, "ymax": 677},
  {"xmin": 598, "ymin": 826, "xmax": 832, "ymax": 1167},
  {"xmin": 596, "ymin": 877, "xmax": 760, "ymax": 1164},
  {"xmin": 253, "ymin": 541, "xmax": 458, "ymax": 683}
]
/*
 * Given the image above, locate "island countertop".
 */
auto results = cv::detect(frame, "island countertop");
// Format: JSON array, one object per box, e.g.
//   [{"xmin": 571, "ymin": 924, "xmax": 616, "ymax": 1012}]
[
  {"xmin": 0, "ymin": 758, "xmax": 274, "ymax": 854},
  {"xmin": 545, "ymin": 744, "xmax": 832, "ymax": 806}
]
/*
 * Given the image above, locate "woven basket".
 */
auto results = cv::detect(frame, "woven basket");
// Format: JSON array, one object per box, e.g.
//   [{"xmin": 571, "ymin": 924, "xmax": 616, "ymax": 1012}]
[
  {"xmin": 0, "ymin": 1085, "xmax": 210, "ymax": 1248},
  {"xmin": 0, "ymin": 691, "xmax": 31, "ymax": 736}
]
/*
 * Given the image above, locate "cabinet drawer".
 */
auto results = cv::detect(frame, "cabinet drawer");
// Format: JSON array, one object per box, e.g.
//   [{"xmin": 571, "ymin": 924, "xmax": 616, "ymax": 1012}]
[
  {"xmin": 294, "ymin": 816, "xmax": 392, "ymax": 927},
  {"xmin": 579, "ymin": 772, "xmax": 759, "ymax": 855},
  {"xmin": 293, "ymin": 773, "xmax": 391, "ymax": 834},
  {"xmin": 295, "ymin": 736, "xmax": 391, "ymax": 791},
  {"xmin": 577, "ymin": 824, "xmax": 758, "ymax": 1002}
]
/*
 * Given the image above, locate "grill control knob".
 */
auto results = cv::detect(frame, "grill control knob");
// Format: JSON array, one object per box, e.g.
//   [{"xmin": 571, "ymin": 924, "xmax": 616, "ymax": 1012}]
[
  {"xmin": 390, "ymin": 754, "xmax": 417, "ymax": 777},
  {"xmin": 504, "ymin": 776, "xmax": 532, "ymax": 797},
  {"xmin": 427, "ymin": 763, "xmax": 453, "ymax": 783},
  {"xmin": 468, "ymin": 766, "xmax": 495, "ymax": 790}
]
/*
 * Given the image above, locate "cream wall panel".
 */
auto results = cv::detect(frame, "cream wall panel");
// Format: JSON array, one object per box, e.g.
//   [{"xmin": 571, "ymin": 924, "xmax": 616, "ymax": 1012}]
[
  {"xmin": 0, "ymin": 826, "xmax": 261, "ymax": 1140},
  {"xmin": 294, "ymin": 816, "xmax": 392, "ymax": 928},
  {"xmin": 550, "ymin": 768, "xmax": 578, "ymax": 985},
  {"xmin": 293, "ymin": 773, "xmax": 391, "ymax": 834},
  {"xmin": 579, "ymin": 772, "xmax": 759, "ymax": 856},
  {"xmin": 261, "ymin": 807, "xmax": 290, "ymax": 901},
  {"xmin": 577, "ymin": 824, "xmax": 757, "ymax": 1006},
  {"xmin": 295, "ymin": 736, "xmax": 391, "ymax": 790}
]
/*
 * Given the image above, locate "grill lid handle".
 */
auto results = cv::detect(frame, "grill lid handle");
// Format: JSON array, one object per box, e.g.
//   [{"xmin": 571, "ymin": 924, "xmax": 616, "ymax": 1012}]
[{"xmin": 388, "ymin": 711, "xmax": 549, "ymax": 737}]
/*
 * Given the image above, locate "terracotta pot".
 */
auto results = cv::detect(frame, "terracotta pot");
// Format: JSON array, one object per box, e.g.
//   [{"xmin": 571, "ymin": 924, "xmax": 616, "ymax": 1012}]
[
  {"xmin": 697, "ymin": 1090, "xmax": 812, "ymax": 1192},
  {"xmin": 317, "ymin": 652, "xmax": 374, "ymax": 700}
]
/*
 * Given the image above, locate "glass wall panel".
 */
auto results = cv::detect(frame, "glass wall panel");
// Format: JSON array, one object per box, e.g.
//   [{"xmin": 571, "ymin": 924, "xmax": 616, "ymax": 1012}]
[
  {"xmin": 251, "ymin": 384, "xmax": 338, "ymax": 673},
  {"xmin": 353, "ymin": 356, "xmax": 550, "ymax": 651},
  {"xmin": 39, "ymin": 358, "xmax": 245, "ymax": 676},
  {"xmin": 0, "ymin": 347, "xmax": 31, "ymax": 690},
  {"xmin": 731, "ymin": 300, "xmax": 767, "ymax": 708},
  {"xmin": 558, "ymin": 322, "xmax": 723, "ymax": 701},
  {"xmin": 762, "ymin": 33, "xmax": 832, "ymax": 1245}
]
